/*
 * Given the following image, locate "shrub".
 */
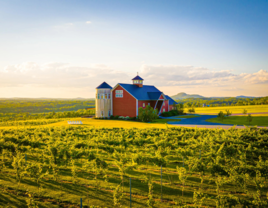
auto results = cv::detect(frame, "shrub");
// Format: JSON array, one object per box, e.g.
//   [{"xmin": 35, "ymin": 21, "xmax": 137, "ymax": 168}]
[
  {"xmin": 110, "ymin": 115, "xmax": 115, "ymax": 119},
  {"xmin": 218, "ymin": 111, "xmax": 225, "ymax": 121},
  {"xmin": 138, "ymin": 106, "xmax": 158, "ymax": 122},
  {"xmin": 160, "ymin": 110, "xmax": 181, "ymax": 117},
  {"xmin": 188, "ymin": 108, "xmax": 195, "ymax": 114},
  {"xmin": 115, "ymin": 115, "xmax": 120, "ymax": 119}
]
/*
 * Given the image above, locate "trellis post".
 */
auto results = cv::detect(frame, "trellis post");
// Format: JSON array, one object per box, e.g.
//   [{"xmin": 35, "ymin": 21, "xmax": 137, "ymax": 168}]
[
  {"xmin": 130, "ymin": 178, "xmax": 132, "ymax": 208},
  {"xmin": 161, "ymin": 165, "xmax": 162, "ymax": 202}
]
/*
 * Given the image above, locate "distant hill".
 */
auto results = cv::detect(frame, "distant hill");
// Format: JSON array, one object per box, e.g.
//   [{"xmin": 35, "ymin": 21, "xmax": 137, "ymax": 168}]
[
  {"xmin": 171, "ymin": 92, "xmax": 205, "ymax": 100},
  {"xmin": 236, "ymin": 95, "xmax": 255, "ymax": 98}
]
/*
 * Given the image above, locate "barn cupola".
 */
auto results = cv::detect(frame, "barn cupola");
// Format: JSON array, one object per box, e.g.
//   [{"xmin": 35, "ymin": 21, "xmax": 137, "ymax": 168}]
[{"xmin": 132, "ymin": 73, "xmax": 144, "ymax": 87}]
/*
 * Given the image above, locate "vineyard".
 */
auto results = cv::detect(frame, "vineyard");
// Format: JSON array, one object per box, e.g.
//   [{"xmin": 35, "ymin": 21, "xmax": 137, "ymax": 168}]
[
  {"xmin": 0, "ymin": 119, "xmax": 67, "ymax": 127},
  {"xmin": 1, "ymin": 125, "xmax": 268, "ymax": 207}
]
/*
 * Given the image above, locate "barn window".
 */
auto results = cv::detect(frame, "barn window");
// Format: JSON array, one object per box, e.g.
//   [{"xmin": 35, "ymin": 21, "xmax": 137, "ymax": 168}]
[
  {"xmin": 163, "ymin": 109, "xmax": 165, "ymax": 112},
  {"xmin": 108, "ymin": 94, "xmax": 110, "ymax": 99},
  {"xmin": 163, "ymin": 102, "xmax": 165, "ymax": 106},
  {"xmin": 105, "ymin": 94, "xmax": 107, "ymax": 99},
  {"xmin": 116, "ymin": 90, "xmax": 123, "ymax": 98},
  {"xmin": 148, "ymin": 103, "xmax": 150, "ymax": 106},
  {"xmin": 143, "ymin": 103, "xmax": 145, "ymax": 107}
]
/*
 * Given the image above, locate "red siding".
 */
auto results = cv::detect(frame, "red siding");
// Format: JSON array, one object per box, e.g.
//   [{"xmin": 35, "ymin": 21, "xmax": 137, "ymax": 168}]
[
  {"xmin": 159, "ymin": 95, "xmax": 164, "ymax": 99},
  {"xmin": 112, "ymin": 85, "xmax": 137, "ymax": 117},
  {"xmin": 160, "ymin": 100, "xmax": 169, "ymax": 113},
  {"xmin": 138, "ymin": 101, "xmax": 157, "ymax": 109}
]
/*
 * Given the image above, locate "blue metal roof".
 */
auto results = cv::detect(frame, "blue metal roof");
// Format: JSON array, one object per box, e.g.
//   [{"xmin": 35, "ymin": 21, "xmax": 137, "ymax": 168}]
[
  {"xmin": 132, "ymin": 75, "xmax": 144, "ymax": 80},
  {"xmin": 96, "ymin": 82, "xmax": 112, "ymax": 89},
  {"xmin": 148, "ymin": 92, "xmax": 162, "ymax": 100},
  {"xmin": 118, "ymin": 83, "xmax": 162, "ymax": 100},
  {"xmin": 165, "ymin": 95, "xmax": 178, "ymax": 105}
]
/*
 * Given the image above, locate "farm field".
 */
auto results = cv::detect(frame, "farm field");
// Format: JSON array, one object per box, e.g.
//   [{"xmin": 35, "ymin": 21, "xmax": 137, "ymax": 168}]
[
  {"xmin": 194, "ymin": 104, "xmax": 268, "ymax": 114},
  {"xmin": 1, "ymin": 124, "xmax": 268, "ymax": 208},
  {"xmin": 206, "ymin": 116, "xmax": 268, "ymax": 127}
]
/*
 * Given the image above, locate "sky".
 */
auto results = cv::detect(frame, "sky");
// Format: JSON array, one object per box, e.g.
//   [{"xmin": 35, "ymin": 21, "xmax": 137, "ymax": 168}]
[{"xmin": 0, "ymin": 0, "xmax": 268, "ymax": 98}]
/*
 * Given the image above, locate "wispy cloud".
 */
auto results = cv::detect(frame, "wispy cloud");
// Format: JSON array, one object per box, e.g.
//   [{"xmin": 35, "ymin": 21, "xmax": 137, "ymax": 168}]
[
  {"xmin": 86, "ymin": 21, "xmax": 92, "ymax": 24},
  {"xmin": 1, "ymin": 62, "xmax": 267, "ymax": 97}
]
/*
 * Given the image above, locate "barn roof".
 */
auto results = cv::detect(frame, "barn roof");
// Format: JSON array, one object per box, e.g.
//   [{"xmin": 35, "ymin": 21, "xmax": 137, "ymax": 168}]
[
  {"xmin": 118, "ymin": 83, "xmax": 162, "ymax": 100},
  {"xmin": 165, "ymin": 95, "xmax": 178, "ymax": 105},
  {"xmin": 96, "ymin": 82, "xmax": 112, "ymax": 89},
  {"xmin": 131, "ymin": 75, "xmax": 144, "ymax": 80}
]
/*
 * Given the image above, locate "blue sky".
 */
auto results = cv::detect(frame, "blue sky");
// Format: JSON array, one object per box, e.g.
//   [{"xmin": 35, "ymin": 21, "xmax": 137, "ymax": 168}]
[{"xmin": 0, "ymin": 0, "xmax": 267, "ymax": 98}]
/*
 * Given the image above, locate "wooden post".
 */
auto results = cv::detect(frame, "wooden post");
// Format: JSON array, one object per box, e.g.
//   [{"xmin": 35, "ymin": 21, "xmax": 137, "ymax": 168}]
[
  {"xmin": 130, "ymin": 178, "xmax": 132, "ymax": 208},
  {"xmin": 80, "ymin": 198, "xmax": 82, "ymax": 208},
  {"xmin": 161, "ymin": 165, "xmax": 162, "ymax": 202}
]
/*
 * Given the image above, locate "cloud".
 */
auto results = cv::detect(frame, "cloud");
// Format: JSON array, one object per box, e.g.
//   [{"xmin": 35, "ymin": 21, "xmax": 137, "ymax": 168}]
[
  {"xmin": 140, "ymin": 65, "xmax": 236, "ymax": 86},
  {"xmin": 0, "ymin": 62, "xmax": 267, "ymax": 97},
  {"xmin": 0, "ymin": 62, "xmax": 130, "ymax": 88},
  {"xmin": 240, "ymin": 69, "xmax": 268, "ymax": 84},
  {"xmin": 86, "ymin": 21, "xmax": 92, "ymax": 24}
]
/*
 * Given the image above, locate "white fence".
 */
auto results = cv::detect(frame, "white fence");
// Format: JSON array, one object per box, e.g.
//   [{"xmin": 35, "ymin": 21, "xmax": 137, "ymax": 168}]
[{"xmin": 67, "ymin": 121, "xmax": 83, "ymax": 125}]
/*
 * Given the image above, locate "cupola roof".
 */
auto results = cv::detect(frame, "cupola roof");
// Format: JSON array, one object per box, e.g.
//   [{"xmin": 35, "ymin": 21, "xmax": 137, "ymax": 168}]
[
  {"xmin": 96, "ymin": 82, "xmax": 112, "ymax": 89},
  {"xmin": 132, "ymin": 75, "xmax": 144, "ymax": 80}
]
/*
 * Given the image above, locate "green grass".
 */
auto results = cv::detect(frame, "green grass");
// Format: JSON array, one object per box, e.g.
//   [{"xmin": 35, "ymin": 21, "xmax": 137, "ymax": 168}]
[
  {"xmin": 172, "ymin": 115, "xmax": 200, "ymax": 118},
  {"xmin": 194, "ymin": 104, "xmax": 268, "ymax": 114},
  {"xmin": 152, "ymin": 118, "xmax": 181, "ymax": 124},
  {"xmin": 0, "ymin": 117, "xmax": 176, "ymax": 130},
  {"xmin": 206, "ymin": 115, "xmax": 268, "ymax": 126}
]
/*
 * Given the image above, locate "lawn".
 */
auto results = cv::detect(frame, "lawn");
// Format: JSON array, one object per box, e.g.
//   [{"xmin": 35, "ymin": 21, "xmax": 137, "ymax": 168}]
[
  {"xmin": 194, "ymin": 104, "xmax": 268, "ymax": 114},
  {"xmin": 206, "ymin": 115, "xmax": 268, "ymax": 126},
  {"xmin": 152, "ymin": 118, "xmax": 181, "ymax": 124},
  {"xmin": 0, "ymin": 117, "xmax": 176, "ymax": 130},
  {"xmin": 172, "ymin": 115, "xmax": 200, "ymax": 118}
]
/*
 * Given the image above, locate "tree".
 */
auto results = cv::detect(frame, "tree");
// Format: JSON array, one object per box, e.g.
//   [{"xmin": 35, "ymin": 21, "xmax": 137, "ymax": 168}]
[
  {"xmin": 225, "ymin": 109, "xmax": 232, "ymax": 117},
  {"xmin": 188, "ymin": 107, "xmax": 195, "ymax": 114},
  {"xmin": 247, "ymin": 114, "xmax": 253, "ymax": 125},
  {"xmin": 218, "ymin": 111, "xmax": 225, "ymax": 121},
  {"xmin": 242, "ymin": 109, "xmax": 247, "ymax": 115},
  {"xmin": 138, "ymin": 106, "xmax": 158, "ymax": 122}
]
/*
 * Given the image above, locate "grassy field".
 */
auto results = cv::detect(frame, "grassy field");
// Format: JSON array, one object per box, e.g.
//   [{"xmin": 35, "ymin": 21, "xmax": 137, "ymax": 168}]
[
  {"xmin": 206, "ymin": 115, "xmax": 268, "ymax": 126},
  {"xmin": 0, "ymin": 118, "xmax": 177, "ymax": 130},
  {"xmin": 194, "ymin": 104, "xmax": 268, "ymax": 114},
  {"xmin": 172, "ymin": 115, "xmax": 200, "ymax": 119}
]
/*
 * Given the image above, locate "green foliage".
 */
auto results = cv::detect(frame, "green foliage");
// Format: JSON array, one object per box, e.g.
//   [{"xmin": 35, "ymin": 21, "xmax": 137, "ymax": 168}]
[
  {"xmin": 243, "ymin": 109, "xmax": 248, "ymax": 115},
  {"xmin": 1, "ymin": 125, "xmax": 268, "ymax": 207},
  {"xmin": 218, "ymin": 111, "xmax": 225, "ymax": 121},
  {"xmin": 247, "ymin": 114, "xmax": 253, "ymax": 125},
  {"xmin": 138, "ymin": 106, "xmax": 158, "ymax": 122},
  {"xmin": 188, "ymin": 107, "xmax": 195, "ymax": 114},
  {"xmin": 160, "ymin": 110, "xmax": 183, "ymax": 117},
  {"xmin": 225, "ymin": 109, "xmax": 232, "ymax": 116}
]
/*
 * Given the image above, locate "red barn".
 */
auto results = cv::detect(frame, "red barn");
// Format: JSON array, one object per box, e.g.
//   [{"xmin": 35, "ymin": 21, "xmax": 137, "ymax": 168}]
[{"xmin": 95, "ymin": 75, "xmax": 177, "ymax": 118}]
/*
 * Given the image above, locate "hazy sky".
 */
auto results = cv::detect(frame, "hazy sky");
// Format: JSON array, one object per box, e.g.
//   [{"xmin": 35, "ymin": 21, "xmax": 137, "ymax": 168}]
[{"xmin": 0, "ymin": 0, "xmax": 268, "ymax": 98}]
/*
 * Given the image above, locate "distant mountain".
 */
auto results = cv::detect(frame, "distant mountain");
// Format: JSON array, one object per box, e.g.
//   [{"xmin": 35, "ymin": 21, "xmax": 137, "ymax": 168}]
[
  {"xmin": 236, "ymin": 95, "xmax": 255, "ymax": 98},
  {"xmin": 171, "ymin": 92, "xmax": 205, "ymax": 100}
]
